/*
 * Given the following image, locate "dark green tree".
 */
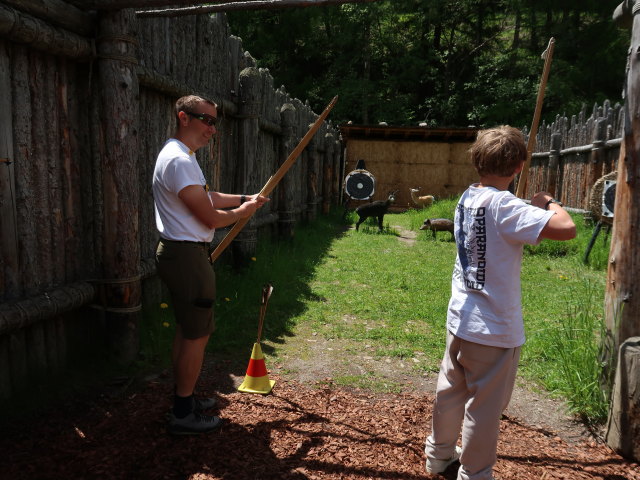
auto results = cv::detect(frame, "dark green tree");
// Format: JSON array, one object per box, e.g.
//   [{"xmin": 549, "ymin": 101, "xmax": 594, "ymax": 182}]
[{"xmin": 227, "ymin": 0, "xmax": 628, "ymax": 128}]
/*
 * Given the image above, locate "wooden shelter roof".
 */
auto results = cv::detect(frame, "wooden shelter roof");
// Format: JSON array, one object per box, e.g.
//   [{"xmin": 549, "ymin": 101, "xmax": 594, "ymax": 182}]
[{"xmin": 339, "ymin": 124, "xmax": 479, "ymax": 142}]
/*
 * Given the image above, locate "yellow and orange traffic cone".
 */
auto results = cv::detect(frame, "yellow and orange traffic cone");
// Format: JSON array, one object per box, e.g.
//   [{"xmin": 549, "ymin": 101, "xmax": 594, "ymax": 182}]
[
  {"xmin": 237, "ymin": 342, "xmax": 275, "ymax": 394},
  {"xmin": 238, "ymin": 284, "xmax": 275, "ymax": 394}
]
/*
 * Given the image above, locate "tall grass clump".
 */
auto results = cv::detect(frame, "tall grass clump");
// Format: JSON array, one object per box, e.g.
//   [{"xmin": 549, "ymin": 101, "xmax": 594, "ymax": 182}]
[{"xmin": 525, "ymin": 281, "xmax": 610, "ymax": 425}]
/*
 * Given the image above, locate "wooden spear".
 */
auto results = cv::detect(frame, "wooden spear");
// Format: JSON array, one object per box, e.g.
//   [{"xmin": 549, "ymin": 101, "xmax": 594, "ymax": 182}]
[
  {"xmin": 516, "ymin": 37, "xmax": 555, "ymax": 199},
  {"xmin": 209, "ymin": 95, "xmax": 338, "ymax": 263}
]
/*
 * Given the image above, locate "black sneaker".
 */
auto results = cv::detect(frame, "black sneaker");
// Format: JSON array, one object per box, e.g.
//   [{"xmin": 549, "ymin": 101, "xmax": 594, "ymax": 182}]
[
  {"xmin": 167, "ymin": 412, "xmax": 224, "ymax": 435},
  {"xmin": 165, "ymin": 396, "xmax": 218, "ymax": 422},
  {"xmin": 193, "ymin": 396, "xmax": 217, "ymax": 412}
]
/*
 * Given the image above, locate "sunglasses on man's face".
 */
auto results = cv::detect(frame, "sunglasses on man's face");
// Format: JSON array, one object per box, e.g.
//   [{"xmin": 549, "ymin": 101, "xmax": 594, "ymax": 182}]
[{"xmin": 186, "ymin": 111, "xmax": 217, "ymax": 127}]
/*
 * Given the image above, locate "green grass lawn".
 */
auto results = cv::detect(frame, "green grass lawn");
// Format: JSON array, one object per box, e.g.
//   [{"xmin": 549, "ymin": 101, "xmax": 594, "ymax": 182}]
[{"xmin": 141, "ymin": 197, "xmax": 612, "ymax": 425}]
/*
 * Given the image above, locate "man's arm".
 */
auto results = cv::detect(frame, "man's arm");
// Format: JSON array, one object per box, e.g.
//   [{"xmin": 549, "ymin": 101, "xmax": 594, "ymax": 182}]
[
  {"xmin": 179, "ymin": 185, "xmax": 260, "ymax": 229},
  {"xmin": 209, "ymin": 191, "xmax": 243, "ymax": 209},
  {"xmin": 209, "ymin": 191, "xmax": 270, "ymax": 209}
]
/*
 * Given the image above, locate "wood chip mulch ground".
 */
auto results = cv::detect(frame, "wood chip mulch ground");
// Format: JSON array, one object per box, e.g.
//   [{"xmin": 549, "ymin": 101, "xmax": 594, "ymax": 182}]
[{"xmin": 1, "ymin": 363, "xmax": 638, "ymax": 480}]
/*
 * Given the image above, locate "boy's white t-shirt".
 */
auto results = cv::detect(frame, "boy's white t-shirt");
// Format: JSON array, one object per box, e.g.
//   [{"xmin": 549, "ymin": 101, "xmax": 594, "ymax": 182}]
[
  {"xmin": 152, "ymin": 138, "xmax": 214, "ymax": 243},
  {"xmin": 447, "ymin": 185, "xmax": 555, "ymax": 348}
]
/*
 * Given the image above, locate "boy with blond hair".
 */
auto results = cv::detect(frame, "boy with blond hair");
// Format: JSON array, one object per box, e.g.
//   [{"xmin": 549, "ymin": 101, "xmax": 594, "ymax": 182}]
[{"xmin": 425, "ymin": 126, "xmax": 576, "ymax": 479}]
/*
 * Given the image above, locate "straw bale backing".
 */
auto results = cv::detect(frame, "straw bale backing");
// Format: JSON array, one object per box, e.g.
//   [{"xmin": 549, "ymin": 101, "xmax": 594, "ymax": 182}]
[{"xmin": 344, "ymin": 139, "xmax": 476, "ymax": 208}]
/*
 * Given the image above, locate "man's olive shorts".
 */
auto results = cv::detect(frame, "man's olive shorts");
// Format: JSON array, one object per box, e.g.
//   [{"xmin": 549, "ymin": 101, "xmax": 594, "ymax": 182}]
[{"xmin": 155, "ymin": 239, "xmax": 216, "ymax": 339}]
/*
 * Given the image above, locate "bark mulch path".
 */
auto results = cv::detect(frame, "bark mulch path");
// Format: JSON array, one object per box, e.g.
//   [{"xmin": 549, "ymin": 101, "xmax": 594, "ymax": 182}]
[{"xmin": 1, "ymin": 359, "xmax": 638, "ymax": 480}]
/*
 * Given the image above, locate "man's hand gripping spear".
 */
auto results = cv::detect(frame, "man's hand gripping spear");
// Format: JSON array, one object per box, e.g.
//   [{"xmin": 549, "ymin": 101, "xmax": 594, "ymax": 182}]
[{"xmin": 209, "ymin": 95, "xmax": 338, "ymax": 263}]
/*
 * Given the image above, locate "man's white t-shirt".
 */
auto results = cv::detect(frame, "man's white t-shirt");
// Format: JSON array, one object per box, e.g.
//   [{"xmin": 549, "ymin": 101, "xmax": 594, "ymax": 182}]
[
  {"xmin": 152, "ymin": 138, "xmax": 214, "ymax": 243},
  {"xmin": 447, "ymin": 185, "xmax": 554, "ymax": 348}
]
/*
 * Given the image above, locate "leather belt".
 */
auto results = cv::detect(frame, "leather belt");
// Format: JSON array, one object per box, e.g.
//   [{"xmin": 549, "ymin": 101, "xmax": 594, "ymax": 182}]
[{"xmin": 160, "ymin": 238, "xmax": 209, "ymax": 248}]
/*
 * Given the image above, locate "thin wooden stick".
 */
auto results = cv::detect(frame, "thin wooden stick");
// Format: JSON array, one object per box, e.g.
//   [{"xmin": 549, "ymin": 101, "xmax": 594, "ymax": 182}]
[
  {"xmin": 516, "ymin": 37, "xmax": 555, "ymax": 199},
  {"xmin": 209, "ymin": 95, "xmax": 338, "ymax": 262},
  {"xmin": 256, "ymin": 284, "xmax": 273, "ymax": 343}
]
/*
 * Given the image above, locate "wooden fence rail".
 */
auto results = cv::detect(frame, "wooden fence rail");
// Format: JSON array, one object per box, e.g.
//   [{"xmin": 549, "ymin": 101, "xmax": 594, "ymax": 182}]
[{"xmin": 0, "ymin": 3, "xmax": 340, "ymax": 401}]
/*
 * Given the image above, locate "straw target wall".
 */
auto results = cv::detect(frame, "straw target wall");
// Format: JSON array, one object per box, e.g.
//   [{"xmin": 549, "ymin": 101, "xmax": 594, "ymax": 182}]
[{"xmin": 340, "ymin": 125, "xmax": 479, "ymax": 209}]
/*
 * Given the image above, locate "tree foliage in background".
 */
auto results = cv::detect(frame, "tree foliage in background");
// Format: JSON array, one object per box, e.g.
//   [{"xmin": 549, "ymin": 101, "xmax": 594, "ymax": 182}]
[{"xmin": 227, "ymin": 0, "xmax": 628, "ymax": 128}]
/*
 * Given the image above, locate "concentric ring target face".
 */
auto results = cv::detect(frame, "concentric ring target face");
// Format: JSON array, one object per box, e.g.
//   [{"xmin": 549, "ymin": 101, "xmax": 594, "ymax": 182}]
[
  {"xmin": 602, "ymin": 180, "xmax": 616, "ymax": 217},
  {"xmin": 344, "ymin": 170, "xmax": 375, "ymax": 200}
]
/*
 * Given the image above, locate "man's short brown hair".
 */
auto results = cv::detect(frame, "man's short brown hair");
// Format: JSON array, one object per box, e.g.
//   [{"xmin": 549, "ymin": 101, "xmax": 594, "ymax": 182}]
[
  {"xmin": 470, "ymin": 126, "xmax": 527, "ymax": 177},
  {"xmin": 174, "ymin": 95, "xmax": 217, "ymax": 123}
]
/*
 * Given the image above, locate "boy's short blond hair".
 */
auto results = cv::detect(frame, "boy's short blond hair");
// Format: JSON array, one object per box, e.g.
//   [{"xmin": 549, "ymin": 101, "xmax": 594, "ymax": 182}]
[{"xmin": 470, "ymin": 126, "xmax": 527, "ymax": 177}]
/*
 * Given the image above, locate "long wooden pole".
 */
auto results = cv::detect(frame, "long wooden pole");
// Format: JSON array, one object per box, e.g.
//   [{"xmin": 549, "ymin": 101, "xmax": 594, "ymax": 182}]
[
  {"xmin": 516, "ymin": 37, "xmax": 555, "ymax": 199},
  {"xmin": 209, "ymin": 95, "xmax": 338, "ymax": 262}
]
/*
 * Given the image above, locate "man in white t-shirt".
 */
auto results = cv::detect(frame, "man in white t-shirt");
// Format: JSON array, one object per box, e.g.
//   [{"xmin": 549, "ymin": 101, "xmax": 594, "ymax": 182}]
[
  {"xmin": 424, "ymin": 126, "xmax": 576, "ymax": 479},
  {"xmin": 153, "ymin": 95, "xmax": 269, "ymax": 435}
]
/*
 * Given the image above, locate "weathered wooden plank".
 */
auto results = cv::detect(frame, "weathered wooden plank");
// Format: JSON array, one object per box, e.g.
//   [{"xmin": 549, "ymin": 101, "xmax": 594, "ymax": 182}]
[
  {"xmin": 58, "ymin": 58, "xmax": 83, "ymax": 281},
  {"xmin": 0, "ymin": 40, "xmax": 19, "ymax": 303},
  {"xmin": 45, "ymin": 53, "xmax": 65, "ymax": 286},
  {"xmin": 29, "ymin": 51, "xmax": 54, "ymax": 290},
  {"xmin": 11, "ymin": 45, "xmax": 38, "ymax": 297}
]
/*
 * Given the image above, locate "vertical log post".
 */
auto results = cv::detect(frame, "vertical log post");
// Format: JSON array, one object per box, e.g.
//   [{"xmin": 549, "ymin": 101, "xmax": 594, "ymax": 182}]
[
  {"xmin": 322, "ymin": 132, "xmax": 335, "ymax": 215},
  {"xmin": 278, "ymin": 102, "xmax": 297, "ymax": 239},
  {"xmin": 306, "ymin": 123, "xmax": 319, "ymax": 221},
  {"xmin": 0, "ymin": 40, "xmax": 18, "ymax": 302},
  {"xmin": 0, "ymin": 39, "xmax": 17, "ymax": 400},
  {"xmin": 233, "ymin": 66, "xmax": 261, "ymax": 263},
  {"xmin": 586, "ymin": 118, "xmax": 607, "ymax": 209},
  {"xmin": 547, "ymin": 133, "xmax": 562, "ymax": 198},
  {"xmin": 332, "ymin": 137, "xmax": 342, "ymax": 207},
  {"xmin": 606, "ymin": 0, "xmax": 640, "ymax": 460},
  {"xmin": 8, "ymin": 45, "xmax": 32, "ymax": 396},
  {"xmin": 97, "ymin": 9, "xmax": 141, "ymax": 364}
]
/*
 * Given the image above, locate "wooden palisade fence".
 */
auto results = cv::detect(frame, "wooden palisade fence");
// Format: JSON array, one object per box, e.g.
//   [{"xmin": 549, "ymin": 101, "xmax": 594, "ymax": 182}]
[
  {"xmin": 519, "ymin": 101, "xmax": 623, "ymax": 210},
  {"xmin": 0, "ymin": 1, "xmax": 341, "ymax": 401}
]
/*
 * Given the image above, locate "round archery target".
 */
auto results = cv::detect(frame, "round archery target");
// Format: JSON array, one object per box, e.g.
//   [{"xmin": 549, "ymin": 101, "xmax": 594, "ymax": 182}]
[
  {"xmin": 344, "ymin": 169, "xmax": 375, "ymax": 200},
  {"xmin": 602, "ymin": 180, "xmax": 616, "ymax": 217}
]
